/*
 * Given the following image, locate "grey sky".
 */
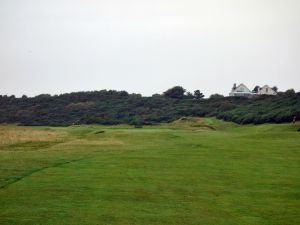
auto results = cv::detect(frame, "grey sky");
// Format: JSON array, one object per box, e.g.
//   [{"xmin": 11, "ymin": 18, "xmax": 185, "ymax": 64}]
[{"xmin": 1, "ymin": 0, "xmax": 300, "ymax": 97}]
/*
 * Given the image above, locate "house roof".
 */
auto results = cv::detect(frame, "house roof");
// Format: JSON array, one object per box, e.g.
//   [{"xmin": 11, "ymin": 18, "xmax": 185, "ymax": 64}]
[
  {"xmin": 258, "ymin": 85, "xmax": 277, "ymax": 94},
  {"xmin": 234, "ymin": 83, "xmax": 251, "ymax": 93}
]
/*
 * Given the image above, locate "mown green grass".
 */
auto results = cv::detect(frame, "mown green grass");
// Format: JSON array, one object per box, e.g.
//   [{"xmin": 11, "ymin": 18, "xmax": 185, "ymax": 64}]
[{"xmin": 0, "ymin": 119, "xmax": 299, "ymax": 225}]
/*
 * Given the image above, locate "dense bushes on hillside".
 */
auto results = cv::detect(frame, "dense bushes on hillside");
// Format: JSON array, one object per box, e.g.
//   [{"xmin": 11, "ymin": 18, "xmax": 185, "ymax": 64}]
[
  {"xmin": 0, "ymin": 89, "xmax": 299, "ymax": 126},
  {"xmin": 216, "ymin": 93, "xmax": 300, "ymax": 124}
]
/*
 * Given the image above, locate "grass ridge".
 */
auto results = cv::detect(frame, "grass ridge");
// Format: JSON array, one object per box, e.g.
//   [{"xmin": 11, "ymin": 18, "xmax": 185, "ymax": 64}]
[{"xmin": 0, "ymin": 158, "xmax": 86, "ymax": 190}]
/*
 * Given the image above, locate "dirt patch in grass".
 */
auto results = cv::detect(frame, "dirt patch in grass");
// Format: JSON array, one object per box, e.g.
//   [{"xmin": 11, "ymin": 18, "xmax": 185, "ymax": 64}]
[{"xmin": 94, "ymin": 130, "xmax": 105, "ymax": 134}]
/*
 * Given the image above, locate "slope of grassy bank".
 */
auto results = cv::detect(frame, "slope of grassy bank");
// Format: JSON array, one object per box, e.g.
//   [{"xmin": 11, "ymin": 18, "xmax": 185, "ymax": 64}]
[{"xmin": 0, "ymin": 119, "xmax": 299, "ymax": 225}]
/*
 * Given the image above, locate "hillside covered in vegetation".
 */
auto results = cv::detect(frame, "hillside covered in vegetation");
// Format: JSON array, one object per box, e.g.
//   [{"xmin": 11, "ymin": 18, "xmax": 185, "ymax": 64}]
[{"xmin": 0, "ymin": 87, "xmax": 299, "ymax": 126}]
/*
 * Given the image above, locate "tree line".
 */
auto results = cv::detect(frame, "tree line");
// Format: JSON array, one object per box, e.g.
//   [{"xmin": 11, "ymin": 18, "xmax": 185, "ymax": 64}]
[{"xmin": 0, "ymin": 87, "xmax": 299, "ymax": 126}]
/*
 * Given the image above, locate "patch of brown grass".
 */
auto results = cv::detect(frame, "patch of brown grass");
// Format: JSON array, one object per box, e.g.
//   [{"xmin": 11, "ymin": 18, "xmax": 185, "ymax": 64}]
[
  {"xmin": 0, "ymin": 126, "xmax": 65, "ymax": 145},
  {"xmin": 166, "ymin": 117, "xmax": 206, "ymax": 129},
  {"xmin": 57, "ymin": 139, "xmax": 124, "ymax": 147}
]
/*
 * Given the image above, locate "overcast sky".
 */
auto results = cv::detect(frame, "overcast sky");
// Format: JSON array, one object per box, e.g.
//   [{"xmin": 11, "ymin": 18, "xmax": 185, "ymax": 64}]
[{"xmin": 0, "ymin": 0, "xmax": 300, "ymax": 97}]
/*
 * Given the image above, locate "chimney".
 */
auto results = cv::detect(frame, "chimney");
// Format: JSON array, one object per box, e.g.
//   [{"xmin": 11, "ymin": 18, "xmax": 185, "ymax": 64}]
[{"xmin": 233, "ymin": 83, "xmax": 237, "ymax": 90}]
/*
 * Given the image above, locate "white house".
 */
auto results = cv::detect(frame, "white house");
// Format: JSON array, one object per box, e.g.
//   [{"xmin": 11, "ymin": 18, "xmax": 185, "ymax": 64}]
[
  {"xmin": 229, "ymin": 83, "xmax": 253, "ymax": 97},
  {"xmin": 257, "ymin": 85, "xmax": 277, "ymax": 95}
]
